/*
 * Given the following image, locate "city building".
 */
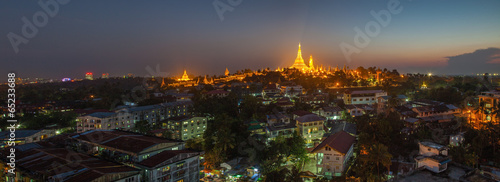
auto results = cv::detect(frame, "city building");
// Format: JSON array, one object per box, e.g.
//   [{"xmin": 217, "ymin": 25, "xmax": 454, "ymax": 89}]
[
  {"xmin": 77, "ymin": 112, "xmax": 117, "ymax": 132},
  {"xmin": 316, "ymin": 106, "xmax": 344, "ymax": 120},
  {"xmin": 266, "ymin": 122, "xmax": 296, "ymax": 142},
  {"xmin": 345, "ymin": 104, "xmax": 374, "ymax": 117},
  {"xmin": 137, "ymin": 149, "xmax": 204, "ymax": 182},
  {"xmin": 280, "ymin": 85, "xmax": 303, "ymax": 97},
  {"xmin": 71, "ymin": 130, "xmax": 185, "ymax": 162},
  {"xmin": 299, "ymin": 93, "xmax": 329, "ymax": 105},
  {"xmin": 473, "ymin": 90, "xmax": 500, "ymax": 124},
  {"xmin": 343, "ymin": 90, "xmax": 387, "ymax": 105},
  {"xmin": 0, "ymin": 129, "xmax": 56, "ymax": 148},
  {"xmin": 76, "ymin": 101, "xmax": 193, "ymax": 133},
  {"xmin": 1, "ymin": 142, "xmax": 141, "ymax": 182},
  {"xmin": 310, "ymin": 131, "xmax": 356, "ymax": 177},
  {"xmin": 296, "ymin": 114, "xmax": 325, "ymax": 145},
  {"xmin": 415, "ymin": 141, "xmax": 451, "ymax": 173},
  {"xmin": 85, "ymin": 72, "xmax": 93, "ymax": 80},
  {"xmin": 164, "ymin": 116, "xmax": 207, "ymax": 140},
  {"xmin": 203, "ymin": 90, "xmax": 230, "ymax": 98}
]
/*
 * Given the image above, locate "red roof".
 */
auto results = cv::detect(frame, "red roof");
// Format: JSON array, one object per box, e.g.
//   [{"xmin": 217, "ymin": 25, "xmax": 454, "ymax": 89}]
[
  {"xmin": 310, "ymin": 131, "xmax": 355, "ymax": 154},
  {"xmin": 292, "ymin": 110, "xmax": 313, "ymax": 117},
  {"xmin": 138, "ymin": 150, "xmax": 199, "ymax": 168}
]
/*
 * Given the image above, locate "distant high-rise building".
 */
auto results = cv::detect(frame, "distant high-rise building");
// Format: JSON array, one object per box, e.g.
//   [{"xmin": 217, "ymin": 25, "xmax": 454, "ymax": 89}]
[
  {"xmin": 102, "ymin": 73, "xmax": 109, "ymax": 79},
  {"xmin": 85, "ymin": 72, "xmax": 93, "ymax": 80}
]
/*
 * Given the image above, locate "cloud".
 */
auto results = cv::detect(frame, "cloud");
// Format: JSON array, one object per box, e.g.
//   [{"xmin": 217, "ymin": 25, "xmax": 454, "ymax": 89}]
[{"xmin": 441, "ymin": 47, "xmax": 500, "ymax": 75}]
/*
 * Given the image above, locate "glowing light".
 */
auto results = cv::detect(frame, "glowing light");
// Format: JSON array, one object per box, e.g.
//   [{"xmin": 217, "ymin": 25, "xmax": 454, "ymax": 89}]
[
  {"xmin": 177, "ymin": 70, "xmax": 191, "ymax": 81},
  {"xmin": 428, "ymin": 73, "xmax": 432, "ymax": 76}
]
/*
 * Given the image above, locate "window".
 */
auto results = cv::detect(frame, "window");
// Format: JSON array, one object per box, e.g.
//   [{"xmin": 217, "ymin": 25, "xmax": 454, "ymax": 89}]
[{"xmin": 162, "ymin": 166, "xmax": 170, "ymax": 172}]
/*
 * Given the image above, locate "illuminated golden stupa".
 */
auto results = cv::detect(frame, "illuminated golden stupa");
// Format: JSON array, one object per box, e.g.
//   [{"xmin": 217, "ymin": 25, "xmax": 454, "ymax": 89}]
[
  {"xmin": 289, "ymin": 43, "xmax": 310, "ymax": 71},
  {"xmin": 178, "ymin": 69, "xmax": 191, "ymax": 81}
]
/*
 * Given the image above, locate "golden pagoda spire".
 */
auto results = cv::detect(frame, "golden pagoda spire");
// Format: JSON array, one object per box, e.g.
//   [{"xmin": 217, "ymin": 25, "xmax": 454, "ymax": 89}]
[
  {"xmin": 290, "ymin": 43, "xmax": 309, "ymax": 71},
  {"xmin": 225, "ymin": 67, "xmax": 229, "ymax": 76},
  {"xmin": 309, "ymin": 55, "xmax": 314, "ymax": 71},
  {"xmin": 161, "ymin": 77, "xmax": 166, "ymax": 88},
  {"xmin": 178, "ymin": 69, "xmax": 190, "ymax": 81}
]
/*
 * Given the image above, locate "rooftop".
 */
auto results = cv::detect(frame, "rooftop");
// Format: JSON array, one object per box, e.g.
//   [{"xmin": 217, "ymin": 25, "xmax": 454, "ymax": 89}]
[
  {"xmin": 138, "ymin": 149, "xmax": 201, "ymax": 168},
  {"xmin": 311, "ymin": 131, "xmax": 355, "ymax": 154},
  {"xmin": 420, "ymin": 141, "xmax": 447, "ymax": 150},
  {"xmin": 85, "ymin": 112, "xmax": 115, "ymax": 118},
  {"xmin": 1, "ymin": 145, "xmax": 139, "ymax": 181},
  {"xmin": 297, "ymin": 114, "xmax": 324, "ymax": 123},
  {"xmin": 0, "ymin": 130, "xmax": 43, "ymax": 139},
  {"xmin": 350, "ymin": 90, "xmax": 385, "ymax": 95},
  {"xmin": 72, "ymin": 130, "xmax": 181, "ymax": 154}
]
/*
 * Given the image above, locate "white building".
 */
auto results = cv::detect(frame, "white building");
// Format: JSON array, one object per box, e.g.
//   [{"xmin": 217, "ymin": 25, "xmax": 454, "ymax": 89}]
[
  {"xmin": 310, "ymin": 131, "xmax": 356, "ymax": 177},
  {"xmin": 280, "ymin": 85, "xmax": 303, "ymax": 97},
  {"xmin": 415, "ymin": 141, "xmax": 451, "ymax": 173},
  {"xmin": 77, "ymin": 101, "xmax": 193, "ymax": 133},
  {"xmin": 343, "ymin": 90, "xmax": 387, "ymax": 105},
  {"xmin": 137, "ymin": 150, "xmax": 204, "ymax": 182}
]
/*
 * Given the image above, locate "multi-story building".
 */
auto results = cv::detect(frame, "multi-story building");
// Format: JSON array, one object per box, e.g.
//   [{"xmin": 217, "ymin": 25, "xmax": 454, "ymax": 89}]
[
  {"xmin": 415, "ymin": 141, "xmax": 451, "ymax": 173},
  {"xmin": 137, "ymin": 150, "xmax": 204, "ymax": 182},
  {"xmin": 280, "ymin": 85, "xmax": 303, "ymax": 97},
  {"xmin": 85, "ymin": 72, "xmax": 93, "ymax": 80},
  {"xmin": 77, "ymin": 112, "xmax": 118, "ymax": 132},
  {"xmin": 69, "ymin": 130, "xmax": 204, "ymax": 182},
  {"xmin": 165, "ymin": 116, "xmax": 207, "ymax": 140},
  {"xmin": 310, "ymin": 131, "xmax": 355, "ymax": 177},
  {"xmin": 76, "ymin": 101, "xmax": 193, "ymax": 133},
  {"xmin": 475, "ymin": 90, "xmax": 500, "ymax": 124},
  {"xmin": 0, "ymin": 129, "xmax": 56, "ymax": 148},
  {"xmin": 412, "ymin": 104, "xmax": 460, "ymax": 122},
  {"xmin": 266, "ymin": 123, "xmax": 296, "ymax": 142},
  {"xmin": 1, "ymin": 142, "xmax": 141, "ymax": 182},
  {"xmin": 203, "ymin": 90, "xmax": 230, "ymax": 98},
  {"xmin": 296, "ymin": 114, "xmax": 325, "ymax": 145},
  {"xmin": 343, "ymin": 90, "xmax": 387, "ymax": 105},
  {"xmin": 266, "ymin": 112, "xmax": 290, "ymax": 125},
  {"xmin": 315, "ymin": 106, "xmax": 344, "ymax": 120},
  {"xmin": 299, "ymin": 93, "xmax": 329, "ymax": 105}
]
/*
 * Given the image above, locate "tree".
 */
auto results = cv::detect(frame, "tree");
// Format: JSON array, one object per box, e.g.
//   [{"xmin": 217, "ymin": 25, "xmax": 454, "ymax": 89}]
[
  {"xmin": 359, "ymin": 143, "xmax": 392, "ymax": 181},
  {"xmin": 133, "ymin": 120, "xmax": 152, "ymax": 134}
]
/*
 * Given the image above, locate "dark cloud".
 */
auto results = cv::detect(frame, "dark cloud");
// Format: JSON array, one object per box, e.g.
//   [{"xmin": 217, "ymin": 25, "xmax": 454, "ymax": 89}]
[{"xmin": 441, "ymin": 47, "xmax": 500, "ymax": 75}]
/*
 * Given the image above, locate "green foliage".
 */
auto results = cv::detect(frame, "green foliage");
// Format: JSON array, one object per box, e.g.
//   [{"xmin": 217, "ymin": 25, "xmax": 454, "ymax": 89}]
[
  {"xmin": 133, "ymin": 120, "xmax": 152, "ymax": 134},
  {"xmin": 12, "ymin": 112, "xmax": 77, "ymax": 130},
  {"xmin": 261, "ymin": 131, "xmax": 308, "ymax": 177}
]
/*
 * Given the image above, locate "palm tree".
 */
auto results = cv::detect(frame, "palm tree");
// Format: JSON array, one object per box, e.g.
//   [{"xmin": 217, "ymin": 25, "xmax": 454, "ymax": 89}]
[
  {"xmin": 286, "ymin": 166, "xmax": 303, "ymax": 182},
  {"xmin": 213, "ymin": 128, "xmax": 236, "ymax": 157},
  {"xmin": 473, "ymin": 102, "xmax": 487, "ymax": 127},
  {"xmin": 492, "ymin": 103, "xmax": 500, "ymax": 124},
  {"xmin": 359, "ymin": 143, "xmax": 393, "ymax": 181}
]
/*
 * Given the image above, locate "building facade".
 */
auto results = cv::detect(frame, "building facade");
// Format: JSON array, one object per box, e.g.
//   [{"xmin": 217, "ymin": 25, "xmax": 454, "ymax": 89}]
[
  {"xmin": 296, "ymin": 114, "xmax": 325, "ymax": 146},
  {"xmin": 165, "ymin": 116, "xmax": 207, "ymax": 141},
  {"xmin": 310, "ymin": 131, "xmax": 355, "ymax": 177}
]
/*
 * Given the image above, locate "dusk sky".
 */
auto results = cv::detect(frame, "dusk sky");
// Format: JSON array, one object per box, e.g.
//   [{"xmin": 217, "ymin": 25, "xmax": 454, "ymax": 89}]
[{"xmin": 1, "ymin": 0, "xmax": 499, "ymax": 80}]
